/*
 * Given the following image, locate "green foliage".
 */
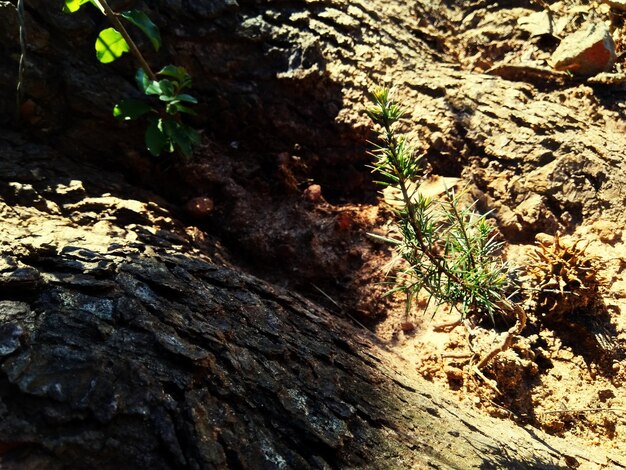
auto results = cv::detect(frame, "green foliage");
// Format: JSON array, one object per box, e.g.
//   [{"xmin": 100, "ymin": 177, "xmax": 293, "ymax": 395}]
[
  {"xmin": 63, "ymin": 0, "xmax": 100, "ymax": 13},
  {"xmin": 120, "ymin": 10, "xmax": 161, "ymax": 51},
  {"xmin": 64, "ymin": 0, "xmax": 199, "ymax": 157},
  {"xmin": 113, "ymin": 68, "xmax": 200, "ymax": 156},
  {"xmin": 368, "ymin": 87, "xmax": 512, "ymax": 322},
  {"xmin": 112, "ymin": 99, "xmax": 152, "ymax": 120},
  {"xmin": 95, "ymin": 27, "xmax": 129, "ymax": 63}
]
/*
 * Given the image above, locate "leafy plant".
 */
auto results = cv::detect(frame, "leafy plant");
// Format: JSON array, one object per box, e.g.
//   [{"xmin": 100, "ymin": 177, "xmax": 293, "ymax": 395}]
[
  {"xmin": 367, "ymin": 86, "xmax": 513, "ymax": 324},
  {"xmin": 64, "ymin": 0, "xmax": 200, "ymax": 157}
]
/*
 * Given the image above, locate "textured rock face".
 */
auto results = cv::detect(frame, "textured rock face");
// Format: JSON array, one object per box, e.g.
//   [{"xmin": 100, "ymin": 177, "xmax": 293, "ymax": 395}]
[
  {"xmin": 0, "ymin": 0, "xmax": 436, "ymax": 199},
  {"xmin": 1, "ymin": 1, "xmax": 626, "ymax": 468},
  {"xmin": 0, "ymin": 134, "xmax": 365, "ymax": 469},
  {"xmin": 9, "ymin": 119, "xmax": 626, "ymax": 468}
]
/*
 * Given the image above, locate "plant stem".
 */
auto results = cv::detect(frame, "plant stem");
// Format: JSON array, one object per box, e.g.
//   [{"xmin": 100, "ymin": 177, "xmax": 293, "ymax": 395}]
[
  {"xmin": 96, "ymin": 0, "xmax": 157, "ymax": 81},
  {"xmin": 374, "ymin": 93, "xmax": 515, "ymax": 320},
  {"xmin": 447, "ymin": 193, "xmax": 477, "ymax": 270},
  {"xmin": 15, "ymin": 0, "xmax": 26, "ymax": 122},
  {"xmin": 379, "ymin": 116, "xmax": 468, "ymax": 292}
]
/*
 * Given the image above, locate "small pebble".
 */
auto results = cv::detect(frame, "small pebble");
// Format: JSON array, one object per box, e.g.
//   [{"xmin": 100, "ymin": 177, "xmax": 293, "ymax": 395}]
[
  {"xmin": 591, "ymin": 219, "xmax": 622, "ymax": 244},
  {"xmin": 335, "ymin": 212, "xmax": 353, "ymax": 231},
  {"xmin": 429, "ymin": 132, "xmax": 444, "ymax": 150},
  {"xmin": 185, "ymin": 197, "xmax": 214, "ymax": 219},
  {"xmin": 303, "ymin": 184, "xmax": 322, "ymax": 203}
]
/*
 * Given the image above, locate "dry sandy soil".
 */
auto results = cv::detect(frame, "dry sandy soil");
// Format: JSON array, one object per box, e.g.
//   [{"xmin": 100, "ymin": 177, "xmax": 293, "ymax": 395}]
[{"xmin": 369, "ymin": 2, "xmax": 626, "ymax": 461}]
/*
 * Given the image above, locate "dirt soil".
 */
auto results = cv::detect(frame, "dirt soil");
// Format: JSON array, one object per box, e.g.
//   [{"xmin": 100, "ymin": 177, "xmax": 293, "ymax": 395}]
[
  {"xmin": 171, "ymin": 1, "xmax": 626, "ymax": 465},
  {"xmin": 374, "ymin": 2, "xmax": 626, "ymax": 461}
]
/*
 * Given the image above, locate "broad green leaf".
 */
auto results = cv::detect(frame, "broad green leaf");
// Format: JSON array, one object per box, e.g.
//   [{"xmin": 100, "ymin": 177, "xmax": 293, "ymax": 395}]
[
  {"xmin": 95, "ymin": 28, "xmax": 129, "ymax": 64},
  {"xmin": 186, "ymin": 125, "xmax": 201, "ymax": 145},
  {"xmin": 120, "ymin": 10, "xmax": 161, "ymax": 51},
  {"xmin": 166, "ymin": 102, "xmax": 197, "ymax": 115},
  {"xmin": 63, "ymin": 0, "xmax": 91, "ymax": 13},
  {"xmin": 113, "ymin": 99, "xmax": 153, "ymax": 120},
  {"xmin": 145, "ymin": 119, "xmax": 167, "ymax": 156},
  {"xmin": 157, "ymin": 65, "xmax": 190, "ymax": 84},
  {"xmin": 140, "ymin": 77, "xmax": 175, "ymax": 97},
  {"xmin": 135, "ymin": 68, "xmax": 150, "ymax": 93},
  {"xmin": 89, "ymin": 0, "xmax": 105, "ymax": 13},
  {"xmin": 64, "ymin": 0, "xmax": 103, "ymax": 14},
  {"xmin": 161, "ymin": 118, "xmax": 177, "ymax": 137},
  {"xmin": 175, "ymin": 94, "xmax": 198, "ymax": 104},
  {"xmin": 172, "ymin": 132, "xmax": 193, "ymax": 156},
  {"xmin": 161, "ymin": 119, "xmax": 199, "ymax": 156},
  {"xmin": 144, "ymin": 80, "xmax": 162, "ymax": 95},
  {"xmin": 154, "ymin": 79, "xmax": 175, "ymax": 98},
  {"xmin": 160, "ymin": 93, "xmax": 197, "ymax": 104}
]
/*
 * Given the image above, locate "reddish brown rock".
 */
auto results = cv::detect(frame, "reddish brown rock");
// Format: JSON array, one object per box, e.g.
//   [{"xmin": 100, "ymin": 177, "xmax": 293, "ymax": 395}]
[{"xmin": 550, "ymin": 22, "xmax": 616, "ymax": 77}]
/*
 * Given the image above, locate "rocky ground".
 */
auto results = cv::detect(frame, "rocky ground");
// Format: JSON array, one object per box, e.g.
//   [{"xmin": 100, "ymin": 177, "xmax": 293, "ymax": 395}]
[
  {"xmin": 2, "ymin": 0, "xmax": 626, "ymax": 467},
  {"xmin": 181, "ymin": 0, "xmax": 626, "ymax": 463},
  {"xmin": 365, "ymin": 1, "xmax": 626, "ymax": 460},
  {"xmin": 366, "ymin": 1, "xmax": 626, "ymax": 462}
]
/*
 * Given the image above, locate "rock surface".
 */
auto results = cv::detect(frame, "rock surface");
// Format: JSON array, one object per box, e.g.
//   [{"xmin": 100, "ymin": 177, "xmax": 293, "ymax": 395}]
[
  {"xmin": 2, "ymin": 133, "xmax": 621, "ymax": 469},
  {"xmin": 550, "ymin": 22, "xmax": 616, "ymax": 76},
  {"xmin": 0, "ymin": 0, "xmax": 626, "ymax": 468}
]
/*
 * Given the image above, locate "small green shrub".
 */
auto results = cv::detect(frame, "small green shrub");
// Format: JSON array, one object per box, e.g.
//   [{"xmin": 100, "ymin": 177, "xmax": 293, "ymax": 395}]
[
  {"xmin": 367, "ymin": 86, "xmax": 513, "ymax": 323},
  {"xmin": 64, "ymin": 0, "xmax": 200, "ymax": 157}
]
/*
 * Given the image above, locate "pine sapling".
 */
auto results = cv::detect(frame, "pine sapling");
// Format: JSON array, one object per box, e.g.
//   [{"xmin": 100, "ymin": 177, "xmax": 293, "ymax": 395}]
[{"xmin": 367, "ymin": 86, "xmax": 526, "ymax": 369}]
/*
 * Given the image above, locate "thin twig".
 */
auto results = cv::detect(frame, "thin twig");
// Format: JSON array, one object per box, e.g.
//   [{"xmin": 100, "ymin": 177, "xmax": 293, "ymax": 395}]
[
  {"xmin": 16, "ymin": 0, "xmax": 25, "ymax": 122},
  {"xmin": 310, "ymin": 283, "xmax": 416, "ymax": 368},
  {"xmin": 1, "ymin": 202, "xmax": 22, "ymax": 218},
  {"xmin": 472, "ymin": 365, "xmax": 501, "ymax": 395},
  {"xmin": 96, "ymin": 0, "xmax": 157, "ymax": 80},
  {"xmin": 311, "ymin": 283, "xmax": 341, "ymax": 309},
  {"xmin": 310, "ymin": 283, "xmax": 378, "ymax": 336},
  {"xmin": 475, "ymin": 303, "xmax": 527, "ymax": 369},
  {"xmin": 539, "ymin": 407, "xmax": 626, "ymax": 415},
  {"xmin": 441, "ymin": 352, "xmax": 473, "ymax": 359},
  {"xmin": 482, "ymin": 395, "xmax": 518, "ymax": 419},
  {"xmin": 433, "ymin": 318, "xmax": 462, "ymax": 332}
]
